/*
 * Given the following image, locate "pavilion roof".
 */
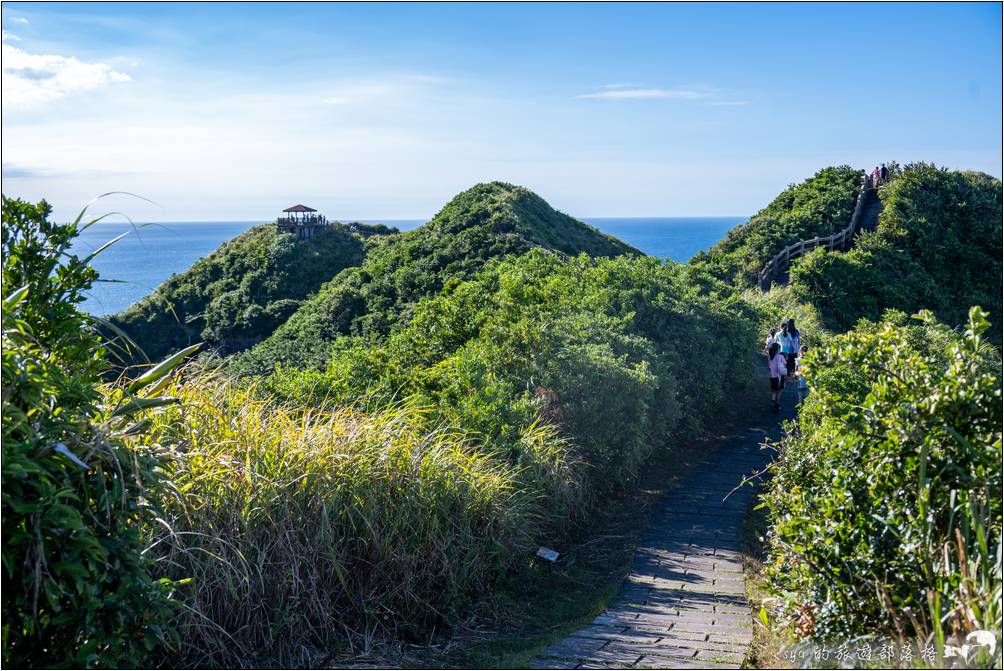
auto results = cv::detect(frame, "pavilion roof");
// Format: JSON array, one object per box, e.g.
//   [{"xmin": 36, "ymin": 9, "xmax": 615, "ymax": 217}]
[{"xmin": 283, "ymin": 204, "xmax": 317, "ymax": 213}]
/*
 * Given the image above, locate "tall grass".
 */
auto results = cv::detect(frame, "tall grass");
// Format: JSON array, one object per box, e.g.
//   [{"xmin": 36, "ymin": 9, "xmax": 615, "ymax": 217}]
[{"xmin": 144, "ymin": 373, "xmax": 584, "ymax": 667}]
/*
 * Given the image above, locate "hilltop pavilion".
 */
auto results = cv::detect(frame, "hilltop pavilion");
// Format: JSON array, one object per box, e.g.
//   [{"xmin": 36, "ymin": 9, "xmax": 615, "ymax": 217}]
[{"xmin": 277, "ymin": 204, "xmax": 327, "ymax": 238}]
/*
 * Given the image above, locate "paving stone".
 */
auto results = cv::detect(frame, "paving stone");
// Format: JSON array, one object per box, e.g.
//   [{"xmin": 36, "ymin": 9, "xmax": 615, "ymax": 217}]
[
  {"xmin": 562, "ymin": 646, "xmax": 644, "ymax": 666},
  {"xmin": 695, "ymin": 647, "xmax": 745, "ymax": 664},
  {"xmin": 529, "ymin": 659, "xmax": 580, "ymax": 669},
  {"xmin": 570, "ymin": 624, "xmax": 666, "ymax": 645},
  {"xmin": 604, "ymin": 642, "xmax": 698, "ymax": 661},
  {"xmin": 539, "ymin": 637, "xmax": 609, "ymax": 659},
  {"xmin": 531, "ymin": 402, "xmax": 796, "ymax": 669},
  {"xmin": 635, "ymin": 655, "xmax": 738, "ymax": 668}
]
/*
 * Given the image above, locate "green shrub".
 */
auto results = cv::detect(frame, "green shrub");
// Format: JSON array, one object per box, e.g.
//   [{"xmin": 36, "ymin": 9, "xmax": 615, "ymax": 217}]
[
  {"xmin": 791, "ymin": 164, "xmax": 1003, "ymax": 335},
  {"xmin": 763, "ymin": 307, "xmax": 1002, "ymax": 645},
  {"xmin": 265, "ymin": 250, "xmax": 759, "ymax": 493},
  {"xmin": 1, "ymin": 197, "xmax": 180, "ymax": 667}
]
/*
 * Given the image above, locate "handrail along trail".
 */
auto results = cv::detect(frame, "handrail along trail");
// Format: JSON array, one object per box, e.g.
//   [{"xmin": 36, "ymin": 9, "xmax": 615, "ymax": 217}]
[{"xmin": 758, "ymin": 182, "xmax": 877, "ymax": 290}]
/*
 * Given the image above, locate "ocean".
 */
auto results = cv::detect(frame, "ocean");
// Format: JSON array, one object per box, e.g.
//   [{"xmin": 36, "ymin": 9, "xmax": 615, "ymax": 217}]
[{"xmin": 69, "ymin": 216, "xmax": 745, "ymax": 315}]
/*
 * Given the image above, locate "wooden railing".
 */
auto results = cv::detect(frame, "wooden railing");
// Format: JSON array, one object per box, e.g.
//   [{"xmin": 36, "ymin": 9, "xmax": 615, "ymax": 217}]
[{"xmin": 758, "ymin": 183, "xmax": 873, "ymax": 290}]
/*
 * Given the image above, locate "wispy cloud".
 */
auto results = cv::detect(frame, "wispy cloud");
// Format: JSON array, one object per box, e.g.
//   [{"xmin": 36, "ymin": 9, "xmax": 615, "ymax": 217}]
[
  {"xmin": 577, "ymin": 86, "xmax": 709, "ymax": 100},
  {"xmin": 320, "ymin": 75, "xmax": 443, "ymax": 107},
  {"xmin": 8, "ymin": 16, "xmax": 29, "ymax": 24},
  {"xmin": 1, "ymin": 43, "xmax": 131, "ymax": 107},
  {"xmin": 578, "ymin": 84, "xmax": 751, "ymax": 107},
  {"xmin": 2, "ymin": 30, "xmax": 20, "ymax": 41}
]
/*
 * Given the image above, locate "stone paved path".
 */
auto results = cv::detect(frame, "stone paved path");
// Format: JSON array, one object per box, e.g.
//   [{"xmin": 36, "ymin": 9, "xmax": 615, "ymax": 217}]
[{"xmin": 531, "ymin": 401, "xmax": 796, "ymax": 669}]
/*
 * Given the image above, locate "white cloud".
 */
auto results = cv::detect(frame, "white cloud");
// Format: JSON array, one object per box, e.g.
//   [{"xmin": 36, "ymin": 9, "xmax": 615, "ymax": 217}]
[
  {"xmin": 1, "ymin": 43, "xmax": 131, "ymax": 107},
  {"xmin": 320, "ymin": 76, "xmax": 439, "ymax": 107},
  {"xmin": 8, "ymin": 16, "xmax": 29, "ymax": 24},
  {"xmin": 577, "ymin": 87, "xmax": 709, "ymax": 100},
  {"xmin": 2, "ymin": 30, "xmax": 20, "ymax": 41}
]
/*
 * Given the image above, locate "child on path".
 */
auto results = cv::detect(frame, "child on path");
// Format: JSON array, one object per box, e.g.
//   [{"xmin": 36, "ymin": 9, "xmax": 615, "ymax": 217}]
[
  {"xmin": 768, "ymin": 342, "xmax": 787, "ymax": 410},
  {"xmin": 764, "ymin": 327, "xmax": 777, "ymax": 355},
  {"xmin": 795, "ymin": 345, "xmax": 809, "ymax": 402}
]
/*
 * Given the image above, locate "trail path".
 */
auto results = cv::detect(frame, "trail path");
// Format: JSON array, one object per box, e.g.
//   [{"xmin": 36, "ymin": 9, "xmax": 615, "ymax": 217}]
[{"xmin": 531, "ymin": 398, "xmax": 797, "ymax": 669}]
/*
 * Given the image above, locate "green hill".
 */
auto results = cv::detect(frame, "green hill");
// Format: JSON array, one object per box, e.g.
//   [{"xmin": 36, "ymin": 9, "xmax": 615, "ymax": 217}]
[
  {"xmin": 690, "ymin": 165, "xmax": 862, "ymax": 286},
  {"xmin": 230, "ymin": 181, "xmax": 639, "ymax": 374},
  {"xmin": 109, "ymin": 222, "xmax": 392, "ymax": 362},
  {"xmin": 790, "ymin": 163, "xmax": 1003, "ymax": 333}
]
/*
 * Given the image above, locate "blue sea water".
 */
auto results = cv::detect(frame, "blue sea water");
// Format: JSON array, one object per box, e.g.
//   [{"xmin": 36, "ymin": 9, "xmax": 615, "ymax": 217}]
[{"xmin": 70, "ymin": 216, "xmax": 745, "ymax": 315}]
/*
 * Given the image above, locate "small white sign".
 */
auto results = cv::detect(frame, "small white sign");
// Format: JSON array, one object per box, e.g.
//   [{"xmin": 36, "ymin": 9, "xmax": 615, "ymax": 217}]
[{"xmin": 536, "ymin": 547, "xmax": 559, "ymax": 562}]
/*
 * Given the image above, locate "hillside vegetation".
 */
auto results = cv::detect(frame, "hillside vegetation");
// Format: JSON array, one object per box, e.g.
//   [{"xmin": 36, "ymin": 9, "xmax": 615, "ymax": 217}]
[
  {"xmin": 790, "ymin": 163, "xmax": 1003, "ymax": 333},
  {"xmin": 109, "ymin": 222, "xmax": 392, "ymax": 362},
  {"xmin": 4, "ymin": 162, "xmax": 1001, "ymax": 668},
  {"xmin": 147, "ymin": 249, "xmax": 758, "ymax": 665},
  {"xmin": 690, "ymin": 165, "xmax": 861, "ymax": 287},
  {"xmin": 764, "ymin": 309, "xmax": 1001, "ymax": 658},
  {"xmin": 230, "ymin": 182, "xmax": 638, "ymax": 374}
]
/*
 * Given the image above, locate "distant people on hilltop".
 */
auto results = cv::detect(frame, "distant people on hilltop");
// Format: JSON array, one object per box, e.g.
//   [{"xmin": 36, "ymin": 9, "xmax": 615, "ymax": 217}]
[
  {"xmin": 880, "ymin": 163, "xmax": 888, "ymax": 183},
  {"xmin": 871, "ymin": 166, "xmax": 881, "ymax": 187}
]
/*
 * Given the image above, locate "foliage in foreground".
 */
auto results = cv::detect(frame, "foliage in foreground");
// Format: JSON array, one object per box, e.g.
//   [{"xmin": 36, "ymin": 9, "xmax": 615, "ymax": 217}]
[
  {"xmin": 763, "ymin": 308, "xmax": 1002, "ymax": 656},
  {"xmin": 144, "ymin": 376, "xmax": 579, "ymax": 667},
  {"xmin": 1, "ymin": 197, "xmax": 184, "ymax": 667},
  {"xmin": 265, "ymin": 250, "xmax": 760, "ymax": 495},
  {"xmin": 145, "ymin": 249, "xmax": 761, "ymax": 665},
  {"xmin": 790, "ymin": 164, "xmax": 1003, "ymax": 335},
  {"xmin": 110, "ymin": 222, "xmax": 389, "ymax": 362}
]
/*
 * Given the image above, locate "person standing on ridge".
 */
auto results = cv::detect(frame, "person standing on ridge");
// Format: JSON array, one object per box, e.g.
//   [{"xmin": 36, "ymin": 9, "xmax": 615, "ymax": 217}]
[
  {"xmin": 872, "ymin": 166, "xmax": 881, "ymax": 187},
  {"xmin": 880, "ymin": 163, "xmax": 888, "ymax": 183}
]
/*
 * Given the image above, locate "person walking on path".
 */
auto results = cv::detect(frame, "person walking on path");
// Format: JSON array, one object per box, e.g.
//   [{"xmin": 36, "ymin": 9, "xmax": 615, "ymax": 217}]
[
  {"xmin": 776, "ymin": 320, "xmax": 795, "ymax": 355},
  {"xmin": 880, "ymin": 163, "xmax": 889, "ymax": 183},
  {"xmin": 785, "ymin": 318, "xmax": 800, "ymax": 377},
  {"xmin": 796, "ymin": 345, "xmax": 810, "ymax": 402},
  {"xmin": 872, "ymin": 166, "xmax": 881, "ymax": 187},
  {"xmin": 768, "ymin": 342, "xmax": 787, "ymax": 409},
  {"xmin": 764, "ymin": 327, "xmax": 777, "ymax": 355}
]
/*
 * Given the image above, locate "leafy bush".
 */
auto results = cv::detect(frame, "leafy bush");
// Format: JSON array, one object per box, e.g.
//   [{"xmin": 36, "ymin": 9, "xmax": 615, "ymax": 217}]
[
  {"xmin": 1, "ymin": 197, "xmax": 180, "ymax": 667},
  {"xmin": 742, "ymin": 285, "xmax": 827, "ymax": 350},
  {"xmin": 143, "ymin": 374, "xmax": 581, "ymax": 667},
  {"xmin": 232, "ymin": 182, "xmax": 639, "ymax": 374},
  {"xmin": 790, "ymin": 164, "xmax": 1003, "ymax": 335},
  {"xmin": 265, "ymin": 250, "xmax": 759, "ymax": 494},
  {"xmin": 691, "ymin": 166, "xmax": 861, "ymax": 286},
  {"xmin": 763, "ymin": 308, "xmax": 1002, "ymax": 645},
  {"xmin": 110, "ymin": 222, "xmax": 385, "ymax": 362}
]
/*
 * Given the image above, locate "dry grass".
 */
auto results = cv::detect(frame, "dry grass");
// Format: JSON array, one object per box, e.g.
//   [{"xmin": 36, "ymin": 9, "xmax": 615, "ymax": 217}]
[{"xmin": 143, "ymin": 373, "xmax": 584, "ymax": 667}]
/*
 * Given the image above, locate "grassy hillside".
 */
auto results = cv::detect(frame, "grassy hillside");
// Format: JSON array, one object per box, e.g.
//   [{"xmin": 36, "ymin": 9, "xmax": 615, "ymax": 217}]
[
  {"xmin": 231, "ymin": 182, "xmax": 639, "ymax": 374},
  {"xmin": 109, "ymin": 222, "xmax": 392, "ymax": 362},
  {"xmin": 790, "ymin": 163, "xmax": 1003, "ymax": 333},
  {"xmin": 690, "ymin": 165, "xmax": 861, "ymax": 286},
  {"xmin": 148, "ymin": 250, "xmax": 759, "ymax": 666}
]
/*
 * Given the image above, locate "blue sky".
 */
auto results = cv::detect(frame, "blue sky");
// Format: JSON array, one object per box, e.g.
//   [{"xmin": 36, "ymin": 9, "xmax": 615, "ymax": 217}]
[{"xmin": 2, "ymin": 2, "xmax": 1001, "ymax": 221}]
